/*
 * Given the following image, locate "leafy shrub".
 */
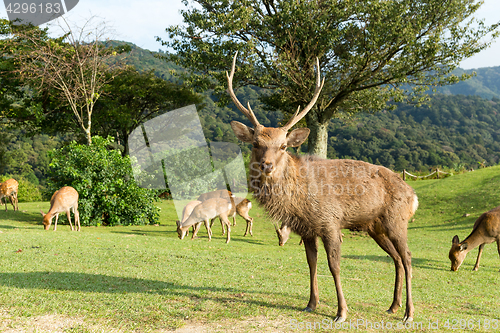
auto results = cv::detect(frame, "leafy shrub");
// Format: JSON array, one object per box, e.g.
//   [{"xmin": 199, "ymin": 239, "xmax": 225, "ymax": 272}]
[
  {"xmin": 47, "ymin": 136, "xmax": 159, "ymax": 226},
  {"xmin": 0, "ymin": 175, "xmax": 43, "ymax": 202}
]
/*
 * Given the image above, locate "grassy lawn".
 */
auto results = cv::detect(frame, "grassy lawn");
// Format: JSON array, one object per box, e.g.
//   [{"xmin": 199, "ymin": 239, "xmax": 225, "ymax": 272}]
[{"xmin": 1, "ymin": 167, "xmax": 500, "ymax": 332}]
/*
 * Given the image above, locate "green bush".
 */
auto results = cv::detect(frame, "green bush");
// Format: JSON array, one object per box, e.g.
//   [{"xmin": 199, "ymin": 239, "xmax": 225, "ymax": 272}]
[
  {"xmin": 47, "ymin": 136, "xmax": 160, "ymax": 226},
  {"xmin": 0, "ymin": 175, "xmax": 43, "ymax": 202}
]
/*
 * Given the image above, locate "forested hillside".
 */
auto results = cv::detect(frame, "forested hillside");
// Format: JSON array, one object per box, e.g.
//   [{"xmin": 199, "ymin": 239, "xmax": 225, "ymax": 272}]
[{"xmin": 3, "ymin": 43, "xmax": 500, "ymax": 188}]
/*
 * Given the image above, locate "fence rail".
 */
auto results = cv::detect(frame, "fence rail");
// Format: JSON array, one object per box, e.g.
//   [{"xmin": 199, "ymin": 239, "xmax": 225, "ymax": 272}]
[{"xmin": 401, "ymin": 168, "xmax": 454, "ymax": 180}]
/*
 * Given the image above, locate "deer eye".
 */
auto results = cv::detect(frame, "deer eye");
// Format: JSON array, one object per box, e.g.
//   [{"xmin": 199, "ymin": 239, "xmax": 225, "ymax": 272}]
[{"xmin": 280, "ymin": 144, "xmax": 287, "ymax": 151}]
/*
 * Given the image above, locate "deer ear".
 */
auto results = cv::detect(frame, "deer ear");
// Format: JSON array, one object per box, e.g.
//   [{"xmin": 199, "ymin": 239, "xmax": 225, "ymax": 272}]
[
  {"xmin": 459, "ymin": 242, "xmax": 468, "ymax": 251},
  {"xmin": 452, "ymin": 235, "xmax": 460, "ymax": 245},
  {"xmin": 231, "ymin": 121, "xmax": 254, "ymax": 143},
  {"xmin": 287, "ymin": 128, "xmax": 310, "ymax": 147}
]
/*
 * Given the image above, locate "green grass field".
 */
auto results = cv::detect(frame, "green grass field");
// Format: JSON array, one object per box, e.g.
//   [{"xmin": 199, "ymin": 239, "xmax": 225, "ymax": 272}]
[{"xmin": 1, "ymin": 166, "xmax": 500, "ymax": 332}]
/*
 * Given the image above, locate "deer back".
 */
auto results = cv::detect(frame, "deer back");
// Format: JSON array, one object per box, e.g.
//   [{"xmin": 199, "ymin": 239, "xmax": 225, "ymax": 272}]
[
  {"xmin": 182, "ymin": 198, "xmax": 233, "ymax": 228},
  {"xmin": 0, "ymin": 178, "xmax": 18, "ymax": 198},
  {"xmin": 47, "ymin": 186, "xmax": 79, "ymax": 215}
]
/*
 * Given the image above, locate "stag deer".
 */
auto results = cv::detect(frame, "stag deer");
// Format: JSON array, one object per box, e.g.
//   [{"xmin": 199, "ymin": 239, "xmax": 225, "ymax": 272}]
[
  {"xmin": 449, "ymin": 205, "xmax": 500, "ymax": 272},
  {"xmin": 0, "ymin": 178, "xmax": 19, "ymax": 212},
  {"xmin": 40, "ymin": 186, "xmax": 80, "ymax": 231},
  {"xmin": 176, "ymin": 198, "xmax": 233, "ymax": 243},
  {"xmin": 227, "ymin": 53, "xmax": 418, "ymax": 322}
]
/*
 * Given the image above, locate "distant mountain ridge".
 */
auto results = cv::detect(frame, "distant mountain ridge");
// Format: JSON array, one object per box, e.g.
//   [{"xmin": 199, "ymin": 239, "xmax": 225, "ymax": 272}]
[{"xmin": 434, "ymin": 66, "xmax": 500, "ymax": 99}]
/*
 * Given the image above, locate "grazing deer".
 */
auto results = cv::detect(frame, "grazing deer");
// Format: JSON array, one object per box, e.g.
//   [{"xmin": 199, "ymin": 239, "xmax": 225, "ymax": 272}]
[
  {"xmin": 449, "ymin": 205, "xmax": 500, "ymax": 272},
  {"xmin": 211, "ymin": 197, "xmax": 255, "ymax": 236},
  {"xmin": 40, "ymin": 186, "xmax": 80, "ymax": 231},
  {"xmin": 227, "ymin": 53, "xmax": 418, "ymax": 322},
  {"xmin": 176, "ymin": 200, "xmax": 203, "ymax": 239},
  {"xmin": 0, "ymin": 178, "xmax": 19, "ymax": 212},
  {"xmin": 176, "ymin": 197, "xmax": 233, "ymax": 243}
]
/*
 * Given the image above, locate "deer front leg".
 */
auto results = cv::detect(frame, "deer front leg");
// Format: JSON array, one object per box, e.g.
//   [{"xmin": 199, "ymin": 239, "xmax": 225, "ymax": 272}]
[
  {"xmin": 473, "ymin": 244, "xmax": 485, "ymax": 271},
  {"xmin": 191, "ymin": 222, "xmax": 202, "ymax": 239},
  {"xmin": 302, "ymin": 237, "xmax": 319, "ymax": 312},
  {"xmin": 53, "ymin": 213, "xmax": 59, "ymax": 231},
  {"xmin": 323, "ymin": 233, "xmax": 348, "ymax": 322}
]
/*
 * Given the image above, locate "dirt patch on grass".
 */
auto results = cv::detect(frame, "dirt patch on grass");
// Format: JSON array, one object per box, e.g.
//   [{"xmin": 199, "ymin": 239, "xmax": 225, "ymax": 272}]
[
  {"xmin": 0, "ymin": 313, "xmax": 292, "ymax": 333},
  {"xmin": 164, "ymin": 316, "xmax": 291, "ymax": 333}
]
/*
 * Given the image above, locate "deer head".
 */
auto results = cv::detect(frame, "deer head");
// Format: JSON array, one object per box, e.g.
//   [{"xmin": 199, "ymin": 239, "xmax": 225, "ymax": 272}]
[
  {"xmin": 449, "ymin": 235, "xmax": 468, "ymax": 271},
  {"xmin": 227, "ymin": 53, "xmax": 324, "ymax": 182}
]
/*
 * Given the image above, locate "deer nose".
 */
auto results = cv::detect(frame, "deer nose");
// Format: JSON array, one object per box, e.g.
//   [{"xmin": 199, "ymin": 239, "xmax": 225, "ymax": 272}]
[{"xmin": 261, "ymin": 161, "xmax": 274, "ymax": 174}]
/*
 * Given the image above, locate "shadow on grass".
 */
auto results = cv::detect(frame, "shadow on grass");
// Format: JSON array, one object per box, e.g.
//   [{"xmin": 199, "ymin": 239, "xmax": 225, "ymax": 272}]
[
  {"xmin": 0, "ymin": 271, "xmax": 301, "ymax": 311},
  {"xmin": 343, "ymin": 255, "xmax": 448, "ymax": 271}
]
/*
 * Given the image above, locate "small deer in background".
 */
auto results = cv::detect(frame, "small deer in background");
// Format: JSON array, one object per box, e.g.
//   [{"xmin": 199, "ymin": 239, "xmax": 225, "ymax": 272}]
[
  {"xmin": 211, "ymin": 197, "xmax": 254, "ymax": 236},
  {"xmin": 176, "ymin": 198, "xmax": 233, "ymax": 243},
  {"xmin": 227, "ymin": 53, "xmax": 418, "ymax": 322},
  {"xmin": 176, "ymin": 200, "xmax": 203, "ymax": 239},
  {"xmin": 0, "ymin": 178, "xmax": 19, "ymax": 212},
  {"xmin": 449, "ymin": 205, "xmax": 500, "ymax": 271},
  {"xmin": 197, "ymin": 190, "xmax": 254, "ymax": 236},
  {"xmin": 40, "ymin": 186, "xmax": 80, "ymax": 231}
]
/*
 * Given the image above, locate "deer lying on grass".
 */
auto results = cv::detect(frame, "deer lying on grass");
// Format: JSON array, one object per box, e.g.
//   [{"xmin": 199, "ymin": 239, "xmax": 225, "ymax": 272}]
[
  {"xmin": 227, "ymin": 53, "xmax": 418, "ymax": 322},
  {"xmin": 176, "ymin": 197, "xmax": 233, "ymax": 243},
  {"xmin": 449, "ymin": 205, "xmax": 500, "ymax": 271},
  {"xmin": 40, "ymin": 186, "xmax": 80, "ymax": 231},
  {"xmin": 0, "ymin": 178, "xmax": 19, "ymax": 212}
]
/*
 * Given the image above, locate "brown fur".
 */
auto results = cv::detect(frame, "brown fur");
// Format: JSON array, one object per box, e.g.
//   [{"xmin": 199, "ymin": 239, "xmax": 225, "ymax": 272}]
[
  {"xmin": 40, "ymin": 186, "xmax": 80, "ymax": 231},
  {"xmin": 233, "ymin": 123, "xmax": 418, "ymax": 322},
  {"xmin": 449, "ymin": 205, "xmax": 500, "ymax": 271},
  {"xmin": 227, "ymin": 54, "xmax": 417, "ymax": 322},
  {"xmin": 0, "ymin": 178, "xmax": 19, "ymax": 212}
]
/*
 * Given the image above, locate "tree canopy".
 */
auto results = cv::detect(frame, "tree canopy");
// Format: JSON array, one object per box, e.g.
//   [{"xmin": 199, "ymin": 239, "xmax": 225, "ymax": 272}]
[{"xmin": 159, "ymin": 0, "xmax": 500, "ymax": 157}]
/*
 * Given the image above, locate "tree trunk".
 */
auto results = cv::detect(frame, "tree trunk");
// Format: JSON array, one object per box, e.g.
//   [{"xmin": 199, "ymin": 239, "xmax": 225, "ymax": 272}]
[{"xmin": 305, "ymin": 110, "xmax": 329, "ymax": 158}]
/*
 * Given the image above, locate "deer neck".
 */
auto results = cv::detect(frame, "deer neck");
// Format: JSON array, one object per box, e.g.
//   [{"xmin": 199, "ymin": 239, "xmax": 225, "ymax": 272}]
[{"xmin": 461, "ymin": 227, "xmax": 487, "ymax": 252}]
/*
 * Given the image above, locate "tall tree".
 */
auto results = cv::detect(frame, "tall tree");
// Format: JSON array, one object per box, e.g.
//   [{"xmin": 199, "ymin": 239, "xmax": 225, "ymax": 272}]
[
  {"xmin": 93, "ymin": 66, "xmax": 203, "ymax": 156},
  {"xmin": 2, "ymin": 17, "xmax": 125, "ymax": 145},
  {"xmin": 159, "ymin": 0, "xmax": 499, "ymax": 157}
]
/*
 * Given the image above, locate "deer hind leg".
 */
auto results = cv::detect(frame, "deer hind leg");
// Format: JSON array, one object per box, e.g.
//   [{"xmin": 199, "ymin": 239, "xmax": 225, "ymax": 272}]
[
  {"xmin": 368, "ymin": 230, "xmax": 404, "ymax": 314},
  {"xmin": 204, "ymin": 219, "xmax": 212, "ymax": 241},
  {"xmin": 473, "ymin": 244, "xmax": 485, "ymax": 271},
  {"xmin": 389, "ymin": 235, "xmax": 414, "ymax": 322},
  {"xmin": 220, "ymin": 214, "xmax": 231, "ymax": 244},
  {"xmin": 496, "ymin": 240, "xmax": 500, "ymax": 272},
  {"xmin": 244, "ymin": 217, "xmax": 253, "ymax": 236},
  {"xmin": 73, "ymin": 206, "xmax": 81, "ymax": 231},
  {"xmin": 302, "ymin": 237, "xmax": 319, "ymax": 313},
  {"xmin": 66, "ymin": 209, "xmax": 74, "ymax": 231},
  {"xmin": 9, "ymin": 195, "xmax": 17, "ymax": 211},
  {"xmin": 322, "ymin": 232, "xmax": 348, "ymax": 322}
]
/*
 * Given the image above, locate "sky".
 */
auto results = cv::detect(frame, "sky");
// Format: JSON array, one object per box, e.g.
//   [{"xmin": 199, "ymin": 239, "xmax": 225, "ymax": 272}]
[{"xmin": 1, "ymin": 0, "xmax": 499, "ymax": 70}]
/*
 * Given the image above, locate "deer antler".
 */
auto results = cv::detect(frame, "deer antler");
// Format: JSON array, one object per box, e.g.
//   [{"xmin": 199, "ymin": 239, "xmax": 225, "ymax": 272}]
[
  {"xmin": 226, "ymin": 52, "xmax": 261, "ymax": 127},
  {"xmin": 281, "ymin": 58, "xmax": 325, "ymax": 132}
]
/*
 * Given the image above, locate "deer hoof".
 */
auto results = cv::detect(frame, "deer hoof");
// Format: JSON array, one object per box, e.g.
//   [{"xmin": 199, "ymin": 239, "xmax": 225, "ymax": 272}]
[
  {"xmin": 334, "ymin": 316, "xmax": 346, "ymax": 323},
  {"xmin": 302, "ymin": 307, "xmax": 313, "ymax": 312},
  {"xmin": 403, "ymin": 316, "xmax": 413, "ymax": 323}
]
